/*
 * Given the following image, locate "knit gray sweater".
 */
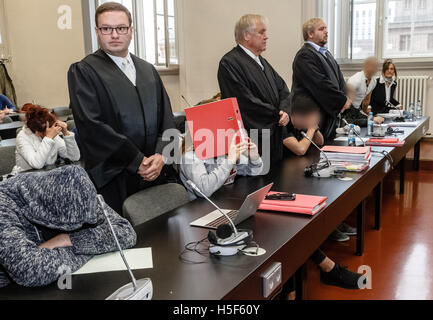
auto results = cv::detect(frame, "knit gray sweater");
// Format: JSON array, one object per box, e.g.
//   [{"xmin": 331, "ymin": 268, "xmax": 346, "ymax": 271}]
[{"xmin": 0, "ymin": 166, "xmax": 137, "ymax": 288}]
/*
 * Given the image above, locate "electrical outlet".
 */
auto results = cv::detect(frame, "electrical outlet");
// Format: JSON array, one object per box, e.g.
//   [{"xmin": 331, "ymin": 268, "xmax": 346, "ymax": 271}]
[{"xmin": 261, "ymin": 262, "xmax": 282, "ymax": 299}]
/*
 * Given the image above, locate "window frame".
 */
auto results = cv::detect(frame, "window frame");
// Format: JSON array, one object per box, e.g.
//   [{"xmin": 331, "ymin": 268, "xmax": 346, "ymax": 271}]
[
  {"xmin": 82, "ymin": 0, "xmax": 179, "ymax": 75},
  {"xmin": 318, "ymin": 0, "xmax": 433, "ymax": 70}
]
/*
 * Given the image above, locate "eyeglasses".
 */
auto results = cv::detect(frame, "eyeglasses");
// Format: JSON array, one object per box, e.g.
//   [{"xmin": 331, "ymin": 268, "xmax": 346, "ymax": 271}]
[{"xmin": 98, "ymin": 26, "xmax": 130, "ymax": 35}]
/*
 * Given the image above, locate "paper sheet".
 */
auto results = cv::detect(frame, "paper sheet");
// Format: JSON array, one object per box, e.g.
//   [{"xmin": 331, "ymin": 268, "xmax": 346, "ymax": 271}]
[
  {"xmin": 334, "ymin": 137, "xmax": 366, "ymax": 144},
  {"xmin": 73, "ymin": 248, "xmax": 153, "ymax": 275}
]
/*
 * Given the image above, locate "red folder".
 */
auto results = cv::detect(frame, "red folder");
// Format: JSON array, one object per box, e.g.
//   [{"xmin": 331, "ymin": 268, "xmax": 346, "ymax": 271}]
[
  {"xmin": 185, "ymin": 98, "xmax": 246, "ymax": 160},
  {"xmin": 366, "ymin": 138, "xmax": 405, "ymax": 147},
  {"xmin": 259, "ymin": 192, "xmax": 328, "ymax": 216}
]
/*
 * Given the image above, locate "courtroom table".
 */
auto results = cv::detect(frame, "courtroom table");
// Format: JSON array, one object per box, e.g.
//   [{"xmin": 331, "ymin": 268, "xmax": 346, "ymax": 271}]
[
  {"xmin": 0, "ymin": 118, "xmax": 428, "ymax": 300},
  {"xmin": 0, "ymin": 121, "xmax": 23, "ymax": 140}
]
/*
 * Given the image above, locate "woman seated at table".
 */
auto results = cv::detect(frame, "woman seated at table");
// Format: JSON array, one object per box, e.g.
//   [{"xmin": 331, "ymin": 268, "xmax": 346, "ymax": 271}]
[
  {"xmin": 370, "ymin": 59, "xmax": 403, "ymax": 115},
  {"xmin": 12, "ymin": 104, "xmax": 80, "ymax": 173},
  {"xmin": 180, "ymin": 130, "xmax": 264, "ymax": 200},
  {"xmin": 0, "ymin": 166, "xmax": 137, "ymax": 288},
  {"xmin": 0, "ymin": 94, "xmax": 16, "ymax": 112}
]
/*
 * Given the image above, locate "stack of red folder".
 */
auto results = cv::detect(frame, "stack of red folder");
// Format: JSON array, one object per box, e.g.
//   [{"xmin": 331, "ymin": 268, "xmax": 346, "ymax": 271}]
[
  {"xmin": 366, "ymin": 138, "xmax": 405, "ymax": 147},
  {"xmin": 259, "ymin": 192, "xmax": 328, "ymax": 216},
  {"xmin": 321, "ymin": 146, "xmax": 371, "ymax": 172}
]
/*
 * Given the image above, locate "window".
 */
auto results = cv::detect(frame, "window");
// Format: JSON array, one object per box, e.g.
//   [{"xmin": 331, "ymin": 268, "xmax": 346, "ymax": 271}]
[
  {"xmin": 93, "ymin": 0, "xmax": 178, "ymax": 69},
  {"xmin": 319, "ymin": 0, "xmax": 433, "ymax": 62}
]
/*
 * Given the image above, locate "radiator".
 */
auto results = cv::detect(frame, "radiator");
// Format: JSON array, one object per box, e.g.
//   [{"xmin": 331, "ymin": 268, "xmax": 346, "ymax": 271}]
[
  {"xmin": 345, "ymin": 75, "xmax": 431, "ymax": 113},
  {"xmin": 395, "ymin": 76, "xmax": 431, "ymax": 112}
]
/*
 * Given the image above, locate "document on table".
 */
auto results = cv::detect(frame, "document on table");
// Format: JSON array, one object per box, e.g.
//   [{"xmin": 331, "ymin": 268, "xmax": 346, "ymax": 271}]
[
  {"xmin": 334, "ymin": 136, "xmax": 366, "ymax": 144},
  {"xmin": 73, "ymin": 248, "xmax": 153, "ymax": 275}
]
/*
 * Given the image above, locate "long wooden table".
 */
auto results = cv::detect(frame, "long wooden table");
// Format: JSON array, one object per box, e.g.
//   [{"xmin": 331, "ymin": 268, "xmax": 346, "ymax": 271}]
[{"xmin": 0, "ymin": 118, "xmax": 428, "ymax": 300}]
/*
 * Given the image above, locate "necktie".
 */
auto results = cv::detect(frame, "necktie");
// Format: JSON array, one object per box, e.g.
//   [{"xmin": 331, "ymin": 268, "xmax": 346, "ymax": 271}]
[
  {"xmin": 121, "ymin": 59, "xmax": 135, "ymax": 85},
  {"xmin": 319, "ymin": 47, "xmax": 329, "ymax": 58}
]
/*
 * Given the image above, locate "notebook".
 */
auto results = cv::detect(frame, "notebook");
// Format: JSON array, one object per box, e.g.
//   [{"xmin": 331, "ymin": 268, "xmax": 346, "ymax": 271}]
[
  {"xmin": 259, "ymin": 192, "xmax": 328, "ymax": 216},
  {"xmin": 185, "ymin": 98, "xmax": 246, "ymax": 160}
]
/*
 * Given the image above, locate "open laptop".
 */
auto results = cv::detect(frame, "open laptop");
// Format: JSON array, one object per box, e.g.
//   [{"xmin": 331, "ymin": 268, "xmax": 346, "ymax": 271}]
[{"xmin": 190, "ymin": 183, "xmax": 274, "ymax": 230}]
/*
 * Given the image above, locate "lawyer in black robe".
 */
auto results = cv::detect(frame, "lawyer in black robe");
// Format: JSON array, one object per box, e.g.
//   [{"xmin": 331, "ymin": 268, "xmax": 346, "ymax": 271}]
[
  {"xmin": 218, "ymin": 45, "xmax": 291, "ymax": 164},
  {"xmin": 68, "ymin": 49, "xmax": 175, "ymax": 214},
  {"xmin": 291, "ymin": 43, "xmax": 347, "ymax": 140}
]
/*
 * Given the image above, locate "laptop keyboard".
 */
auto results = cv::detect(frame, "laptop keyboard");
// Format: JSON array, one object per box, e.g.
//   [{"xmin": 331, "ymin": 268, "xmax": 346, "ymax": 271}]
[{"xmin": 205, "ymin": 210, "xmax": 239, "ymax": 229}]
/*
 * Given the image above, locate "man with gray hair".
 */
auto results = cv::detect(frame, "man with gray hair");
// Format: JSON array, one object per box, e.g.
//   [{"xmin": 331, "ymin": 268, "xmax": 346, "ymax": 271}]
[
  {"xmin": 218, "ymin": 14, "xmax": 291, "ymax": 165},
  {"xmin": 292, "ymin": 18, "xmax": 351, "ymax": 140}
]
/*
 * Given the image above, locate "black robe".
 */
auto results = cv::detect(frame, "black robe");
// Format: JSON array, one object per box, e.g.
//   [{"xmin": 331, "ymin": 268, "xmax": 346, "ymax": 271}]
[
  {"xmin": 218, "ymin": 45, "xmax": 291, "ymax": 164},
  {"xmin": 291, "ymin": 43, "xmax": 347, "ymax": 140},
  {"xmin": 68, "ymin": 49, "xmax": 175, "ymax": 213}
]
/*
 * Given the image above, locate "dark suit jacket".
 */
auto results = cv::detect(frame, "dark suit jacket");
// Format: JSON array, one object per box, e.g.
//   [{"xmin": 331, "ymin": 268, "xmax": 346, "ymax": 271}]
[
  {"xmin": 370, "ymin": 78, "xmax": 400, "ymax": 115},
  {"xmin": 291, "ymin": 43, "xmax": 347, "ymax": 140}
]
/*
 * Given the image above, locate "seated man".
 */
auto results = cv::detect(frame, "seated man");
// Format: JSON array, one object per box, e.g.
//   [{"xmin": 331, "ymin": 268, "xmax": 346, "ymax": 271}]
[
  {"xmin": 0, "ymin": 94, "xmax": 16, "ymax": 112},
  {"xmin": 280, "ymin": 96, "xmax": 366, "ymax": 299},
  {"xmin": 0, "ymin": 166, "xmax": 136, "ymax": 288},
  {"xmin": 283, "ymin": 95, "xmax": 324, "ymax": 156},
  {"xmin": 343, "ymin": 57, "xmax": 384, "ymax": 127}
]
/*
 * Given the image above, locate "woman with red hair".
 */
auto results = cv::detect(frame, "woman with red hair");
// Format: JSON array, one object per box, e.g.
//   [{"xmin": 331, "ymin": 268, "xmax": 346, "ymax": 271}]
[{"xmin": 12, "ymin": 105, "xmax": 80, "ymax": 173}]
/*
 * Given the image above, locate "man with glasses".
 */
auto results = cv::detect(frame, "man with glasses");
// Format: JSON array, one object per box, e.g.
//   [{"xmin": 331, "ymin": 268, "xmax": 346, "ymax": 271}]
[{"xmin": 68, "ymin": 2, "xmax": 175, "ymax": 214}]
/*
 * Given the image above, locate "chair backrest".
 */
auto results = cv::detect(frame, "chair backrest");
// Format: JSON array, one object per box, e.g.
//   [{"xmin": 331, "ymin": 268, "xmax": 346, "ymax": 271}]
[
  {"xmin": 67, "ymin": 120, "xmax": 75, "ymax": 131},
  {"xmin": 0, "ymin": 146, "xmax": 16, "ymax": 175},
  {"xmin": 1, "ymin": 116, "xmax": 12, "ymax": 124},
  {"xmin": 53, "ymin": 106, "xmax": 72, "ymax": 117},
  {"xmin": 122, "ymin": 183, "xmax": 190, "ymax": 227}
]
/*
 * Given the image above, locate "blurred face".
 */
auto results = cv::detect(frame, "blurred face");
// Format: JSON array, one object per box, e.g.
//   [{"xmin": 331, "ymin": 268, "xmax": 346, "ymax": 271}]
[
  {"xmin": 95, "ymin": 11, "xmax": 133, "ymax": 57},
  {"xmin": 309, "ymin": 20, "xmax": 328, "ymax": 46},
  {"xmin": 244, "ymin": 21, "xmax": 268, "ymax": 55},
  {"xmin": 364, "ymin": 59, "xmax": 379, "ymax": 79},
  {"xmin": 384, "ymin": 63, "xmax": 396, "ymax": 79},
  {"xmin": 291, "ymin": 111, "xmax": 321, "ymax": 130}
]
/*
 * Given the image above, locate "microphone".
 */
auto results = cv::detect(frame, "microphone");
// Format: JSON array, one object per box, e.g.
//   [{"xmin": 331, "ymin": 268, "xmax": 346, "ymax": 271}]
[
  {"xmin": 301, "ymin": 132, "xmax": 335, "ymax": 178},
  {"xmin": 341, "ymin": 118, "xmax": 366, "ymax": 147},
  {"xmin": 186, "ymin": 180, "xmax": 238, "ymax": 235},
  {"xmin": 97, "ymin": 195, "xmax": 153, "ymax": 300},
  {"xmin": 181, "ymin": 95, "xmax": 193, "ymax": 108},
  {"xmin": 301, "ymin": 131, "xmax": 331, "ymax": 167}
]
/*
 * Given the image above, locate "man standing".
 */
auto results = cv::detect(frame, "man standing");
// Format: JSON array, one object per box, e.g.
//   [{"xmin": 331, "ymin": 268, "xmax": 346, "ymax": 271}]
[
  {"xmin": 68, "ymin": 2, "xmax": 175, "ymax": 214},
  {"xmin": 218, "ymin": 14, "xmax": 291, "ymax": 165},
  {"xmin": 292, "ymin": 18, "xmax": 351, "ymax": 140}
]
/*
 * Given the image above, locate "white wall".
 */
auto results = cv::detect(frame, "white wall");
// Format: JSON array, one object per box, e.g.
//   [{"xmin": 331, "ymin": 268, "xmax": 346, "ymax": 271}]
[
  {"xmin": 4, "ymin": 0, "xmax": 85, "ymax": 108},
  {"xmin": 177, "ymin": 0, "xmax": 304, "ymax": 109}
]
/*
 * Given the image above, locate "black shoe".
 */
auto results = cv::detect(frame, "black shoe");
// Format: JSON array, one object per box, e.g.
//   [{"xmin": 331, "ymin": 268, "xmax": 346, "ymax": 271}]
[{"xmin": 320, "ymin": 264, "xmax": 367, "ymax": 289}]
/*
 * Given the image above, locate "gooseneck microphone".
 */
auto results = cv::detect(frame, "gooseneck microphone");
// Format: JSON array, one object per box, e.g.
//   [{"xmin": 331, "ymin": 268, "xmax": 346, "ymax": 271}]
[
  {"xmin": 301, "ymin": 132, "xmax": 335, "ymax": 178},
  {"xmin": 301, "ymin": 131, "xmax": 331, "ymax": 167},
  {"xmin": 97, "ymin": 195, "xmax": 153, "ymax": 300},
  {"xmin": 186, "ymin": 180, "xmax": 238, "ymax": 235},
  {"xmin": 342, "ymin": 118, "xmax": 366, "ymax": 147},
  {"xmin": 181, "ymin": 95, "xmax": 193, "ymax": 108}
]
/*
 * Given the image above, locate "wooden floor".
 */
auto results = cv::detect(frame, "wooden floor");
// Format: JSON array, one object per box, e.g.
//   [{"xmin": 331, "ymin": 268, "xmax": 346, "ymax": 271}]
[{"xmin": 304, "ymin": 166, "xmax": 433, "ymax": 300}]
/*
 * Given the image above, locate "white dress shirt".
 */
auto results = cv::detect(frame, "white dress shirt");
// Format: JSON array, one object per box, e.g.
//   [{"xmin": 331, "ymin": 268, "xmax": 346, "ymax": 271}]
[
  {"xmin": 239, "ymin": 44, "xmax": 264, "ymax": 70},
  {"xmin": 12, "ymin": 126, "xmax": 81, "ymax": 173},
  {"xmin": 106, "ymin": 52, "xmax": 137, "ymax": 86},
  {"xmin": 347, "ymin": 71, "xmax": 377, "ymax": 109}
]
